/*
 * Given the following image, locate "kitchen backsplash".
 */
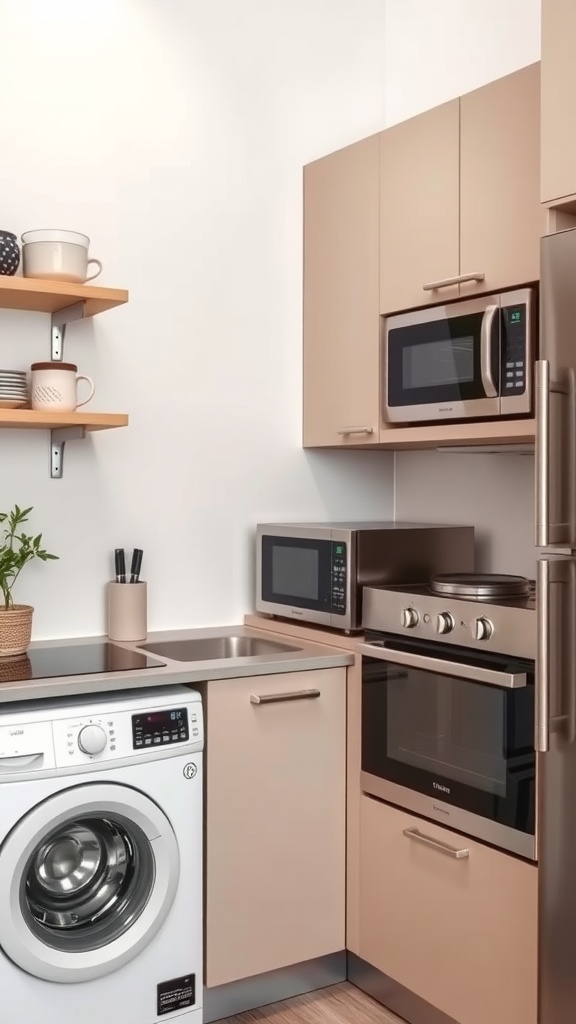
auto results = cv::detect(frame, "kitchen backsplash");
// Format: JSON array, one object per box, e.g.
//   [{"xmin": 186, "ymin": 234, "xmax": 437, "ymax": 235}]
[{"xmin": 394, "ymin": 450, "xmax": 536, "ymax": 579}]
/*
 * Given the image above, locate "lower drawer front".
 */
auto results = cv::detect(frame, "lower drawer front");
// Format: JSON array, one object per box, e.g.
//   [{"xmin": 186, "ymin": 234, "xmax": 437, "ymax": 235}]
[{"xmin": 359, "ymin": 795, "xmax": 537, "ymax": 1024}]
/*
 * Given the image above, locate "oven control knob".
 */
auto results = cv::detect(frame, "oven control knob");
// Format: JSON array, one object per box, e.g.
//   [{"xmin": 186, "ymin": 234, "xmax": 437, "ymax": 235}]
[
  {"xmin": 401, "ymin": 607, "xmax": 419, "ymax": 629},
  {"xmin": 78, "ymin": 724, "xmax": 108, "ymax": 756},
  {"xmin": 474, "ymin": 616, "xmax": 494, "ymax": 641},
  {"xmin": 435, "ymin": 612, "xmax": 455, "ymax": 635}
]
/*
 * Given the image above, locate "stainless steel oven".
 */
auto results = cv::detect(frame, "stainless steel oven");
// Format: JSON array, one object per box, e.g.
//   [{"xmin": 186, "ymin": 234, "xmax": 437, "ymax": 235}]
[
  {"xmin": 359, "ymin": 634, "xmax": 536, "ymax": 859},
  {"xmin": 383, "ymin": 287, "xmax": 536, "ymax": 424}
]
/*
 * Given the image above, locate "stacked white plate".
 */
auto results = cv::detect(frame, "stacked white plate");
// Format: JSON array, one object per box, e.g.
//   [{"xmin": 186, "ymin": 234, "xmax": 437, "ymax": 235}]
[{"xmin": 0, "ymin": 370, "xmax": 28, "ymax": 409}]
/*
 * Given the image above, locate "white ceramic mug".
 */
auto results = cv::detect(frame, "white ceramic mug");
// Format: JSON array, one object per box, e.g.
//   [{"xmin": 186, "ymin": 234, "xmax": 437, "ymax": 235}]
[
  {"xmin": 21, "ymin": 229, "xmax": 102, "ymax": 283},
  {"xmin": 30, "ymin": 362, "xmax": 95, "ymax": 412}
]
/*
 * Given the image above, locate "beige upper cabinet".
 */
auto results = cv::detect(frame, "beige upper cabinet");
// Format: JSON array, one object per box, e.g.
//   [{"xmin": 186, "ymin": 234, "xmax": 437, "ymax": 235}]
[
  {"xmin": 541, "ymin": 0, "xmax": 576, "ymax": 205},
  {"xmin": 358, "ymin": 795, "xmax": 537, "ymax": 1024},
  {"xmin": 460, "ymin": 63, "xmax": 542, "ymax": 295},
  {"xmin": 205, "ymin": 667, "xmax": 346, "ymax": 988},
  {"xmin": 379, "ymin": 65, "xmax": 541, "ymax": 315},
  {"xmin": 380, "ymin": 100, "xmax": 460, "ymax": 314},
  {"xmin": 303, "ymin": 135, "xmax": 380, "ymax": 447}
]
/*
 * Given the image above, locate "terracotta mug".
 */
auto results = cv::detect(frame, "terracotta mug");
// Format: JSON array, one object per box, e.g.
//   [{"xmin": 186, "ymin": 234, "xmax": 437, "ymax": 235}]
[{"xmin": 30, "ymin": 362, "xmax": 95, "ymax": 412}]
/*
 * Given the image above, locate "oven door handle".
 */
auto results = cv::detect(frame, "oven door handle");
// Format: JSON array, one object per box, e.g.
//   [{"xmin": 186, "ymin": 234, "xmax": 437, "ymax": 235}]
[
  {"xmin": 480, "ymin": 304, "xmax": 499, "ymax": 399},
  {"xmin": 358, "ymin": 642, "xmax": 527, "ymax": 689}
]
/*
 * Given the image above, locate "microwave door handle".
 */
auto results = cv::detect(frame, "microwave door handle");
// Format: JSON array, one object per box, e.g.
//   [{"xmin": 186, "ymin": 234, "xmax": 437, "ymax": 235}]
[
  {"xmin": 480, "ymin": 304, "xmax": 499, "ymax": 399},
  {"xmin": 358, "ymin": 642, "xmax": 527, "ymax": 689}
]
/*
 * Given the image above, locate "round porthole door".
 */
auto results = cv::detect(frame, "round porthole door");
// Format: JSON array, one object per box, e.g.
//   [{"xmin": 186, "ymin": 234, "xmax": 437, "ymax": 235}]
[{"xmin": 0, "ymin": 782, "xmax": 180, "ymax": 983}]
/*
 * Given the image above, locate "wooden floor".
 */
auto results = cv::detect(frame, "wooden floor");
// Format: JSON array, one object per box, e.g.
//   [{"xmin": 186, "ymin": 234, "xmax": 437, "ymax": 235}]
[{"xmin": 219, "ymin": 982, "xmax": 405, "ymax": 1024}]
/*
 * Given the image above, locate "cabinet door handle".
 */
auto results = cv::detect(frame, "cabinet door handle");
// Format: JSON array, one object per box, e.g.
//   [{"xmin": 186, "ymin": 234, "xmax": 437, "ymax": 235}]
[
  {"xmin": 250, "ymin": 689, "xmax": 321, "ymax": 705},
  {"xmin": 337, "ymin": 426, "xmax": 374, "ymax": 436},
  {"xmin": 422, "ymin": 272, "xmax": 485, "ymax": 291},
  {"xmin": 403, "ymin": 827, "xmax": 469, "ymax": 859}
]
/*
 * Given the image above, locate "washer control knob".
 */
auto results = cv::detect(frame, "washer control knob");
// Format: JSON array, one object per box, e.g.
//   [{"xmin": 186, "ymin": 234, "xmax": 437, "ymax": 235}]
[
  {"xmin": 436, "ymin": 612, "xmax": 455, "ymax": 635},
  {"xmin": 474, "ymin": 616, "xmax": 493, "ymax": 641},
  {"xmin": 401, "ymin": 607, "xmax": 419, "ymax": 629},
  {"xmin": 78, "ymin": 724, "xmax": 108, "ymax": 756}
]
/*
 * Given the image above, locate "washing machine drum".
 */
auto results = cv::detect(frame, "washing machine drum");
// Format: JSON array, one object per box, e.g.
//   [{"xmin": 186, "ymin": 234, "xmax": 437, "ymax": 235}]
[{"xmin": 0, "ymin": 782, "xmax": 180, "ymax": 983}]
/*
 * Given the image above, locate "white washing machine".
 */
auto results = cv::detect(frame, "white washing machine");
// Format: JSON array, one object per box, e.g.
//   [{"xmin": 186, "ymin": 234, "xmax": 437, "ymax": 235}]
[{"xmin": 0, "ymin": 685, "xmax": 203, "ymax": 1024}]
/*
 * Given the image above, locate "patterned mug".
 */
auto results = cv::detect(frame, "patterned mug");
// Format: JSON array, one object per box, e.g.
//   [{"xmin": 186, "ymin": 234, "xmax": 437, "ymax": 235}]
[{"xmin": 30, "ymin": 362, "xmax": 95, "ymax": 412}]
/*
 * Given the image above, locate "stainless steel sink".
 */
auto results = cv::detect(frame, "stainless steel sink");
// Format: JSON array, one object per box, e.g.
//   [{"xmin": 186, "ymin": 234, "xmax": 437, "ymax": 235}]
[{"xmin": 138, "ymin": 636, "xmax": 301, "ymax": 662}]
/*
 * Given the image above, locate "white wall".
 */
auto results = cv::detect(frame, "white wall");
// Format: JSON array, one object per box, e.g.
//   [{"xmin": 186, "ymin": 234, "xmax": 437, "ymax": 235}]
[
  {"xmin": 0, "ymin": 0, "xmax": 393, "ymax": 639},
  {"xmin": 384, "ymin": 0, "xmax": 541, "ymax": 126},
  {"xmin": 385, "ymin": 0, "xmax": 541, "ymax": 578}
]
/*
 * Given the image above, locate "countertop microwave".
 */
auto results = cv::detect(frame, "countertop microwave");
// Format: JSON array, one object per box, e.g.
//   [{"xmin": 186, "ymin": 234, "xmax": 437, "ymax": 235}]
[
  {"xmin": 384, "ymin": 287, "xmax": 536, "ymax": 424},
  {"xmin": 255, "ymin": 522, "xmax": 475, "ymax": 632}
]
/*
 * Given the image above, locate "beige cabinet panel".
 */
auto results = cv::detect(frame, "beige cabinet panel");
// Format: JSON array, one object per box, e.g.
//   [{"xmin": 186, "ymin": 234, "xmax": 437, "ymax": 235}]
[
  {"xmin": 205, "ymin": 668, "xmax": 346, "ymax": 987},
  {"xmin": 380, "ymin": 100, "xmax": 460, "ymax": 314},
  {"xmin": 542, "ymin": 0, "xmax": 576, "ymax": 204},
  {"xmin": 359, "ymin": 796, "xmax": 537, "ymax": 1024},
  {"xmin": 461, "ymin": 63, "xmax": 543, "ymax": 295},
  {"xmin": 303, "ymin": 136, "xmax": 380, "ymax": 447}
]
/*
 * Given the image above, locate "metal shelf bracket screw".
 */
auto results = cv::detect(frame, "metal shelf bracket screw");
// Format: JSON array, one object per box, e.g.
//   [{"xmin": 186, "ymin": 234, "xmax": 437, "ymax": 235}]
[
  {"xmin": 50, "ymin": 426, "xmax": 86, "ymax": 478},
  {"xmin": 51, "ymin": 302, "xmax": 87, "ymax": 361}
]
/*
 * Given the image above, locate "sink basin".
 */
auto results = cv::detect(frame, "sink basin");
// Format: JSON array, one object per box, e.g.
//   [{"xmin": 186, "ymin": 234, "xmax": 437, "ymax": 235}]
[{"xmin": 138, "ymin": 636, "xmax": 302, "ymax": 662}]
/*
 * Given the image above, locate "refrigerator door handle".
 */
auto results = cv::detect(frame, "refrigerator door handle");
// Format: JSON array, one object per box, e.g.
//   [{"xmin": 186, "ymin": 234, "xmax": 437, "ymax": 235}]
[
  {"xmin": 535, "ymin": 360, "xmax": 573, "ymax": 547},
  {"xmin": 535, "ymin": 360, "xmax": 550, "ymax": 548},
  {"xmin": 536, "ymin": 557, "xmax": 575, "ymax": 752},
  {"xmin": 536, "ymin": 557, "xmax": 551, "ymax": 752}
]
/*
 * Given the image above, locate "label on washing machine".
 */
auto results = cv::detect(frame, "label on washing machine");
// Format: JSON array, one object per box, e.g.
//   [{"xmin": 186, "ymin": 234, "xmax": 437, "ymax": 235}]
[{"xmin": 157, "ymin": 973, "xmax": 196, "ymax": 1016}]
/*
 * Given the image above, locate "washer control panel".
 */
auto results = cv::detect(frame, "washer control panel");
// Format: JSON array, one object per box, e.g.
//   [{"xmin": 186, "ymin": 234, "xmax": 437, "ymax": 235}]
[
  {"xmin": 51, "ymin": 702, "xmax": 202, "ymax": 767},
  {"xmin": 132, "ymin": 708, "xmax": 189, "ymax": 749}
]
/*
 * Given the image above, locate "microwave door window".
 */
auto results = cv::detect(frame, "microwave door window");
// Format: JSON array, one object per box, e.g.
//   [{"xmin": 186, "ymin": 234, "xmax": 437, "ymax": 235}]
[
  {"xmin": 387, "ymin": 310, "xmax": 493, "ymax": 409},
  {"xmin": 260, "ymin": 536, "xmax": 336, "ymax": 612},
  {"xmin": 402, "ymin": 337, "xmax": 475, "ymax": 392}
]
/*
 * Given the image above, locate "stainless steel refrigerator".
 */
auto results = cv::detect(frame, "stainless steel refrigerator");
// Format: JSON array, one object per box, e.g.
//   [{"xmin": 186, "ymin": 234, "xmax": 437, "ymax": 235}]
[{"xmin": 536, "ymin": 225, "xmax": 576, "ymax": 1024}]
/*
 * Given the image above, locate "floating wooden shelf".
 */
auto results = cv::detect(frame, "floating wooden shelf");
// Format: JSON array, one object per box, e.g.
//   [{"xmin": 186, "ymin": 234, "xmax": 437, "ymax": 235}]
[
  {"xmin": 0, "ymin": 276, "xmax": 128, "ymax": 316},
  {"xmin": 0, "ymin": 409, "xmax": 128, "ymax": 431},
  {"xmin": 377, "ymin": 418, "xmax": 536, "ymax": 450}
]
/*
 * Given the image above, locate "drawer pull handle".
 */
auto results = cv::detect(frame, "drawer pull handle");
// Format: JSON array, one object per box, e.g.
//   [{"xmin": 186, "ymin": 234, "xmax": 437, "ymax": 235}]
[
  {"xmin": 337, "ymin": 426, "xmax": 374, "ymax": 436},
  {"xmin": 423, "ymin": 272, "xmax": 485, "ymax": 291},
  {"xmin": 250, "ymin": 689, "xmax": 321, "ymax": 705},
  {"xmin": 403, "ymin": 827, "xmax": 469, "ymax": 859}
]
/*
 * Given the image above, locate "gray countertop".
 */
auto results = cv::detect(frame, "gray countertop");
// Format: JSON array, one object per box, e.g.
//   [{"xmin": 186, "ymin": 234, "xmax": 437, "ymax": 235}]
[{"xmin": 0, "ymin": 624, "xmax": 353, "ymax": 704}]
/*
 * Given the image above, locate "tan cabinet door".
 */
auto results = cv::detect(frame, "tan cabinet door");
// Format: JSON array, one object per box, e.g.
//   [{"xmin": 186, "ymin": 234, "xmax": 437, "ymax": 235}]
[
  {"xmin": 542, "ymin": 0, "xmax": 576, "ymax": 204},
  {"xmin": 359, "ymin": 796, "xmax": 537, "ymax": 1024},
  {"xmin": 461, "ymin": 63, "xmax": 542, "ymax": 296},
  {"xmin": 205, "ymin": 668, "xmax": 346, "ymax": 987},
  {"xmin": 380, "ymin": 100, "xmax": 460, "ymax": 314},
  {"xmin": 303, "ymin": 137, "xmax": 380, "ymax": 447}
]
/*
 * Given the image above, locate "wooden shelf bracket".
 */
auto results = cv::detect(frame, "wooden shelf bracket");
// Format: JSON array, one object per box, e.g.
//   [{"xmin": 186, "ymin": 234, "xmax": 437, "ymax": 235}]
[
  {"xmin": 50, "ymin": 426, "xmax": 86, "ymax": 478},
  {"xmin": 51, "ymin": 301, "xmax": 87, "ymax": 360}
]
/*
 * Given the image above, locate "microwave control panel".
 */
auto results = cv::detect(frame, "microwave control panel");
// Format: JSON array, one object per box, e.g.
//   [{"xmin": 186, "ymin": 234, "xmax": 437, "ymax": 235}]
[
  {"xmin": 330, "ymin": 542, "xmax": 347, "ymax": 615},
  {"xmin": 501, "ymin": 304, "xmax": 526, "ymax": 395}
]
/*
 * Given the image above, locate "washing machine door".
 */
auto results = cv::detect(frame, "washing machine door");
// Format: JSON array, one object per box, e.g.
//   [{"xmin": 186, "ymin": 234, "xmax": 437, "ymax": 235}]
[{"xmin": 0, "ymin": 782, "xmax": 180, "ymax": 983}]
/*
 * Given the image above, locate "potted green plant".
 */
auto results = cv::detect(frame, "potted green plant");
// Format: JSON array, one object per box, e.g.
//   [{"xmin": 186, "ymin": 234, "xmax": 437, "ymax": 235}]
[{"xmin": 0, "ymin": 505, "xmax": 58, "ymax": 657}]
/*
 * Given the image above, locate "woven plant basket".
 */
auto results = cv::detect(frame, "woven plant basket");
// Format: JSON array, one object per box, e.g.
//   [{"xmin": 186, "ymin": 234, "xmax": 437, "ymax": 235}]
[{"xmin": 0, "ymin": 605, "xmax": 34, "ymax": 657}]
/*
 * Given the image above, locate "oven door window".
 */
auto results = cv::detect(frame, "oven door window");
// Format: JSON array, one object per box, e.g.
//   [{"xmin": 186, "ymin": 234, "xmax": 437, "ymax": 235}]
[
  {"xmin": 362, "ymin": 654, "xmax": 535, "ymax": 834},
  {"xmin": 260, "ymin": 536, "xmax": 340, "ymax": 613},
  {"xmin": 387, "ymin": 309, "xmax": 499, "ymax": 409}
]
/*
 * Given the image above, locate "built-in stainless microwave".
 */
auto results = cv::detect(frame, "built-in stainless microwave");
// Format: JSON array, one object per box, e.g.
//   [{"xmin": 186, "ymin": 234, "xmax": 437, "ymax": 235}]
[
  {"xmin": 255, "ymin": 522, "xmax": 474, "ymax": 631},
  {"xmin": 384, "ymin": 287, "xmax": 535, "ymax": 424}
]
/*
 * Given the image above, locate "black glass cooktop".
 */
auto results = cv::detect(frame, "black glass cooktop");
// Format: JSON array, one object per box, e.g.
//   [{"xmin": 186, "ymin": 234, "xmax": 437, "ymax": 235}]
[{"xmin": 0, "ymin": 642, "xmax": 166, "ymax": 683}]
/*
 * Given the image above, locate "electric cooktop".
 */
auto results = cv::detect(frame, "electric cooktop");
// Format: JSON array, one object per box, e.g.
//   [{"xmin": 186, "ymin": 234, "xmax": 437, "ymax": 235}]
[{"xmin": 0, "ymin": 642, "xmax": 167, "ymax": 683}]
